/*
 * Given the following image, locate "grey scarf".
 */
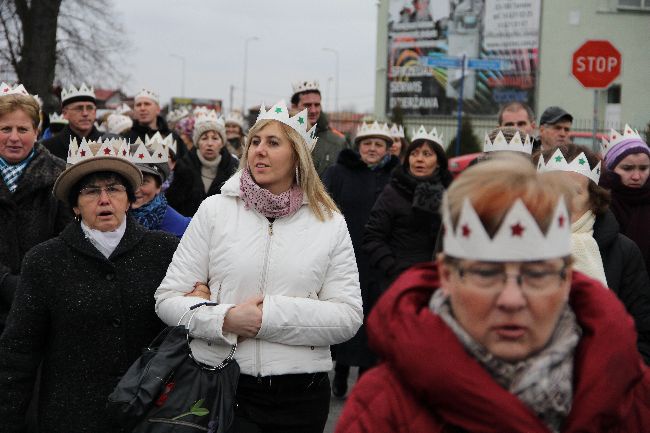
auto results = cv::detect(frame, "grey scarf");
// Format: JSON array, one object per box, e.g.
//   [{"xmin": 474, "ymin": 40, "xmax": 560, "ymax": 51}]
[{"xmin": 430, "ymin": 290, "xmax": 581, "ymax": 433}]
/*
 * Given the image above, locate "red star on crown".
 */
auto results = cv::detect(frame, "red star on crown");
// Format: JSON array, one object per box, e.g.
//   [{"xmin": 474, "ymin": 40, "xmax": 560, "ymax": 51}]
[
  {"xmin": 80, "ymin": 150, "xmax": 86, "ymax": 157},
  {"xmin": 511, "ymin": 222, "xmax": 525, "ymax": 237},
  {"xmin": 103, "ymin": 147, "xmax": 112, "ymax": 155},
  {"xmin": 138, "ymin": 153, "xmax": 145, "ymax": 159},
  {"xmin": 461, "ymin": 224, "xmax": 471, "ymax": 238},
  {"xmin": 558, "ymin": 215, "xmax": 565, "ymax": 228}
]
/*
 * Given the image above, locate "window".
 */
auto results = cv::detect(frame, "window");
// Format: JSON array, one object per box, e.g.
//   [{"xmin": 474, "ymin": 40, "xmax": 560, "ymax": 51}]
[{"xmin": 618, "ymin": 0, "xmax": 650, "ymax": 10}]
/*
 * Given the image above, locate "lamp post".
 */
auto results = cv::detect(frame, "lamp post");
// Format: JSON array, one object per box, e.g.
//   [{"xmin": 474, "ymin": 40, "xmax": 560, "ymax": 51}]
[
  {"xmin": 242, "ymin": 36, "xmax": 259, "ymax": 114},
  {"xmin": 170, "ymin": 54, "xmax": 186, "ymax": 97},
  {"xmin": 322, "ymin": 48, "xmax": 339, "ymax": 114}
]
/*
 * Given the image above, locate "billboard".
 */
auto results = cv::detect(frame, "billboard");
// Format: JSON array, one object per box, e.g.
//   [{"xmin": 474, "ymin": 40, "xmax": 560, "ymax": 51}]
[
  {"xmin": 386, "ymin": 0, "xmax": 541, "ymax": 116},
  {"xmin": 170, "ymin": 97, "xmax": 222, "ymax": 112}
]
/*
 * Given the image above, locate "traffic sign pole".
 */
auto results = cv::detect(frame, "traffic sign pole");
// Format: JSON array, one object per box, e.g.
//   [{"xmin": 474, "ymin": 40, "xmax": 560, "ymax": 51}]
[
  {"xmin": 455, "ymin": 55, "xmax": 466, "ymax": 157},
  {"xmin": 592, "ymin": 90, "xmax": 599, "ymax": 152}
]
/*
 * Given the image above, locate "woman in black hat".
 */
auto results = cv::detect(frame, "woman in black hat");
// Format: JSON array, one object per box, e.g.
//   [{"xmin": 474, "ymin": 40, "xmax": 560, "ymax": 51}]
[{"xmin": 0, "ymin": 137, "xmax": 179, "ymax": 433}]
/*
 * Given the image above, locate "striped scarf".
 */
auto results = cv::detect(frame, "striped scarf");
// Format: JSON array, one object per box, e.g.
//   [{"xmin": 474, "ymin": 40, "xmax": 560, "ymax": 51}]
[{"xmin": 0, "ymin": 149, "xmax": 36, "ymax": 193}]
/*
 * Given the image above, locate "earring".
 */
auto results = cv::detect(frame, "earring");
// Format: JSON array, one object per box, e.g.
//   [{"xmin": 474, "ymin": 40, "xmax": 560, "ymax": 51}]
[
  {"xmin": 74, "ymin": 214, "xmax": 81, "ymax": 223},
  {"xmin": 295, "ymin": 166, "xmax": 300, "ymax": 184}
]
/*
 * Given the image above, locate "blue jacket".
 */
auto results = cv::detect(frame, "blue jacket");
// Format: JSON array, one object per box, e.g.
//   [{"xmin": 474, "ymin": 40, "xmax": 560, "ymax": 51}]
[{"xmin": 160, "ymin": 205, "xmax": 191, "ymax": 238}]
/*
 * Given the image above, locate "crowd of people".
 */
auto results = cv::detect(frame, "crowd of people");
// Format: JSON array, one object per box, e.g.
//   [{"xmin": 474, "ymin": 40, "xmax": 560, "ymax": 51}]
[{"xmin": 0, "ymin": 78, "xmax": 648, "ymax": 433}]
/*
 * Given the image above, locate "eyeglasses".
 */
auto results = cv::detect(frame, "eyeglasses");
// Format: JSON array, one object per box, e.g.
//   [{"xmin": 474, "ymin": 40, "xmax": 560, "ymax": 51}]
[
  {"xmin": 67, "ymin": 104, "xmax": 96, "ymax": 113},
  {"xmin": 455, "ymin": 265, "xmax": 567, "ymax": 294},
  {"xmin": 79, "ymin": 184, "xmax": 127, "ymax": 199}
]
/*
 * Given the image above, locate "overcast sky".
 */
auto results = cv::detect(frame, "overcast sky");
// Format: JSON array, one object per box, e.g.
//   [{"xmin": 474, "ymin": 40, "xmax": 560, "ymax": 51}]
[{"xmin": 111, "ymin": 0, "xmax": 379, "ymax": 113}]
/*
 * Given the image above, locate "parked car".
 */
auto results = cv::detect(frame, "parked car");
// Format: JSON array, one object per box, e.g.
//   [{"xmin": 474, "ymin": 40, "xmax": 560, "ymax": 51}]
[{"xmin": 448, "ymin": 152, "xmax": 481, "ymax": 178}]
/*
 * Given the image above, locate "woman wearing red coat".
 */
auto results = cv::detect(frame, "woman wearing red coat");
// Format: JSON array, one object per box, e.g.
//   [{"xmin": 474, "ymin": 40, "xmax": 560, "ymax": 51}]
[{"xmin": 336, "ymin": 156, "xmax": 650, "ymax": 433}]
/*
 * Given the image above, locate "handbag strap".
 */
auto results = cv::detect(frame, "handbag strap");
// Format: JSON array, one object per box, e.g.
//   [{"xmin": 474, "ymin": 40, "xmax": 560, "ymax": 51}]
[{"xmin": 181, "ymin": 302, "xmax": 238, "ymax": 371}]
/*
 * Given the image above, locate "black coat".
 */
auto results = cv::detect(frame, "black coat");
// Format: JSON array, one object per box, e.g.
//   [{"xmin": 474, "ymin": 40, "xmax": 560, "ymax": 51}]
[
  {"xmin": 363, "ymin": 166, "xmax": 446, "ymax": 291},
  {"xmin": 0, "ymin": 144, "xmax": 72, "ymax": 331},
  {"xmin": 0, "ymin": 218, "xmax": 178, "ymax": 433},
  {"xmin": 122, "ymin": 116, "xmax": 187, "ymax": 160},
  {"xmin": 594, "ymin": 210, "xmax": 650, "ymax": 363},
  {"xmin": 165, "ymin": 146, "xmax": 238, "ymax": 217},
  {"xmin": 323, "ymin": 149, "xmax": 399, "ymax": 367},
  {"xmin": 40, "ymin": 125, "xmax": 117, "ymax": 161}
]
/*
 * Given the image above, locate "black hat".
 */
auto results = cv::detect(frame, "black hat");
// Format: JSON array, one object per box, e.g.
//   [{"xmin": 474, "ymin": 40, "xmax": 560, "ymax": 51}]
[{"xmin": 540, "ymin": 106, "xmax": 573, "ymax": 125}]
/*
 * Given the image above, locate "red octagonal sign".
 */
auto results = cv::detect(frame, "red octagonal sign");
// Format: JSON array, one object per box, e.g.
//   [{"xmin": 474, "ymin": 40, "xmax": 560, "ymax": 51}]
[{"xmin": 572, "ymin": 40, "xmax": 621, "ymax": 89}]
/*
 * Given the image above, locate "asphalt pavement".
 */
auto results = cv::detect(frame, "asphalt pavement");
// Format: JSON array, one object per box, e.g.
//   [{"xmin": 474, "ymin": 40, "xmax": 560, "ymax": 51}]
[{"xmin": 324, "ymin": 367, "xmax": 359, "ymax": 433}]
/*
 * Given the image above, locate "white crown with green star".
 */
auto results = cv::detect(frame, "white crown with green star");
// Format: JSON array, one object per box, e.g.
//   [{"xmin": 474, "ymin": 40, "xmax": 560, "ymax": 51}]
[
  {"xmin": 484, "ymin": 130, "xmax": 532, "ymax": 154},
  {"xmin": 443, "ymin": 196, "xmax": 571, "ymax": 261},
  {"xmin": 411, "ymin": 125, "xmax": 444, "ymax": 147},
  {"xmin": 537, "ymin": 148, "xmax": 601, "ymax": 184},
  {"xmin": 256, "ymin": 100, "xmax": 317, "ymax": 152},
  {"xmin": 390, "ymin": 124, "xmax": 405, "ymax": 138}
]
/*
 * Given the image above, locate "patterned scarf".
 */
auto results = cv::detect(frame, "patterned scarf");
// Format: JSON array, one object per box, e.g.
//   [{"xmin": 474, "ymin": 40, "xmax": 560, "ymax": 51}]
[
  {"xmin": 130, "ymin": 193, "xmax": 168, "ymax": 230},
  {"xmin": 239, "ymin": 168, "xmax": 303, "ymax": 218},
  {"xmin": 430, "ymin": 290, "xmax": 581, "ymax": 433},
  {"xmin": 0, "ymin": 148, "xmax": 36, "ymax": 193}
]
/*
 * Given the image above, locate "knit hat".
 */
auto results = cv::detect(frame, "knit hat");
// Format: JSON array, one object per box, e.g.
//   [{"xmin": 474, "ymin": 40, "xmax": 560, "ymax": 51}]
[
  {"xmin": 602, "ymin": 124, "xmax": 650, "ymax": 170},
  {"xmin": 192, "ymin": 110, "xmax": 227, "ymax": 148}
]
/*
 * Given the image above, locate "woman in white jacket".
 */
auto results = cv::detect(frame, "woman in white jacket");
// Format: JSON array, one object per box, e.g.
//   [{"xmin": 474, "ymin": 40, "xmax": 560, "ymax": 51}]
[{"xmin": 155, "ymin": 100, "xmax": 362, "ymax": 433}]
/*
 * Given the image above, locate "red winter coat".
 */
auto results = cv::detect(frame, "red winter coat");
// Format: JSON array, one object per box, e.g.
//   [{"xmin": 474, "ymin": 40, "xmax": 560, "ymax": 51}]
[{"xmin": 335, "ymin": 263, "xmax": 650, "ymax": 433}]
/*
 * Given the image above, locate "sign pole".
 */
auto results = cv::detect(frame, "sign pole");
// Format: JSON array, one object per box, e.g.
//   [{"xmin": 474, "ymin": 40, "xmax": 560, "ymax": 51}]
[
  {"xmin": 592, "ymin": 90, "xmax": 599, "ymax": 152},
  {"xmin": 455, "ymin": 55, "xmax": 466, "ymax": 157}
]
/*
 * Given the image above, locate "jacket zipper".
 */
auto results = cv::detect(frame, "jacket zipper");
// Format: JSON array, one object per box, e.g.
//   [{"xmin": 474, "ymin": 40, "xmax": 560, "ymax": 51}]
[{"xmin": 256, "ymin": 219, "xmax": 274, "ymax": 380}]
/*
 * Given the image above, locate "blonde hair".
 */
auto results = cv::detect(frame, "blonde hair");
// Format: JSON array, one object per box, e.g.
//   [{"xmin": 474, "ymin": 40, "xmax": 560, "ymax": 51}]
[
  {"xmin": 241, "ymin": 119, "xmax": 339, "ymax": 221},
  {"xmin": 445, "ymin": 154, "xmax": 573, "ymax": 237},
  {"xmin": 0, "ymin": 94, "xmax": 40, "ymax": 129}
]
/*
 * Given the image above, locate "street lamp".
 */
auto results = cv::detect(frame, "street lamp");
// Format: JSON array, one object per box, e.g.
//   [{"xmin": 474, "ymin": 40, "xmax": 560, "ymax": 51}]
[
  {"xmin": 170, "ymin": 54, "xmax": 186, "ymax": 97},
  {"xmin": 242, "ymin": 36, "xmax": 259, "ymax": 113},
  {"xmin": 322, "ymin": 48, "xmax": 339, "ymax": 113}
]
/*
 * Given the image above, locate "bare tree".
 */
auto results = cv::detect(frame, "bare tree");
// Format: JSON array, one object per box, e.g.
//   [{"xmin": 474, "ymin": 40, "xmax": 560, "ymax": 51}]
[{"xmin": 0, "ymin": 0, "xmax": 128, "ymax": 112}]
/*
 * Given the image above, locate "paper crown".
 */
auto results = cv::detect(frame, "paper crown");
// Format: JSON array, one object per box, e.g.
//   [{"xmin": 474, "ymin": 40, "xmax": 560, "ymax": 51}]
[
  {"xmin": 61, "ymin": 83, "xmax": 95, "ymax": 104},
  {"xmin": 166, "ymin": 107, "xmax": 189, "ymax": 123},
  {"xmin": 601, "ymin": 124, "xmax": 645, "ymax": 157},
  {"xmin": 1, "ymin": 82, "xmax": 41, "ymax": 106},
  {"xmin": 192, "ymin": 105, "xmax": 210, "ymax": 118},
  {"xmin": 49, "ymin": 113, "xmax": 68, "ymax": 125},
  {"xmin": 256, "ymin": 100, "xmax": 317, "ymax": 152},
  {"xmin": 225, "ymin": 111, "xmax": 245, "ymax": 129},
  {"xmin": 411, "ymin": 125, "xmax": 444, "ymax": 147},
  {"xmin": 67, "ymin": 136, "xmax": 131, "ymax": 165},
  {"xmin": 537, "ymin": 148, "xmax": 601, "ymax": 184},
  {"xmin": 194, "ymin": 109, "xmax": 222, "ymax": 126},
  {"xmin": 131, "ymin": 135, "xmax": 169, "ymax": 164},
  {"xmin": 355, "ymin": 121, "xmax": 392, "ymax": 143},
  {"xmin": 443, "ymin": 197, "xmax": 571, "ymax": 261},
  {"xmin": 106, "ymin": 113, "xmax": 133, "ymax": 135},
  {"xmin": 115, "ymin": 103, "xmax": 132, "ymax": 115},
  {"xmin": 292, "ymin": 80, "xmax": 320, "ymax": 96},
  {"xmin": 484, "ymin": 130, "xmax": 533, "ymax": 154},
  {"xmin": 390, "ymin": 124, "xmax": 405, "ymax": 138},
  {"xmin": 135, "ymin": 88, "xmax": 160, "ymax": 105}
]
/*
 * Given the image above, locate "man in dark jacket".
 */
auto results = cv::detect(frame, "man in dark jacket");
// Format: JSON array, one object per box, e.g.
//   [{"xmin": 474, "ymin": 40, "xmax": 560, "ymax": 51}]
[
  {"xmin": 290, "ymin": 80, "xmax": 347, "ymax": 178},
  {"xmin": 41, "ymin": 84, "xmax": 117, "ymax": 160},
  {"xmin": 122, "ymin": 88, "xmax": 187, "ymax": 160}
]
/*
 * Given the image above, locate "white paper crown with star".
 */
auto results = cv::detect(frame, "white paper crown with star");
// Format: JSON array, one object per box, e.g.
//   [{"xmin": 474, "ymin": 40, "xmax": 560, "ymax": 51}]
[
  {"xmin": 131, "ymin": 136, "xmax": 168, "ymax": 164},
  {"xmin": 106, "ymin": 113, "xmax": 133, "ymax": 135},
  {"xmin": 537, "ymin": 148, "xmax": 601, "ymax": 184},
  {"xmin": 166, "ymin": 107, "xmax": 189, "ymax": 123},
  {"xmin": 484, "ymin": 130, "xmax": 533, "ymax": 154},
  {"xmin": 66, "ymin": 136, "xmax": 131, "ymax": 165},
  {"xmin": 0, "ymin": 82, "xmax": 41, "ymax": 106},
  {"xmin": 292, "ymin": 80, "xmax": 320, "ymax": 96},
  {"xmin": 135, "ymin": 88, "xmax": 160, "ymax": 105},
  {"xmin": 411, "ymin": 125, "xmax": 444, "ymax": 147},
  {"xmin": 390, "ymin": 124, "xmax": 405, "ymax": 139},
  {"xmin": 225, "ymin": 110, "xmax": 245, "ymax": 129},
  {"xmin": 443, "ymin": 196, "xmax": 571, "ymax": 261},
  {"xmin": 256, "ymin": 100, "xmax": 317, "ymax": 152},
  {"xmin": 49, "ymin": 113, "xmax": 68, "ymax": 125},
  {"xmin": 355, "ymin": 121, "xmax": 392, "ymax": 143},
  {"xmin": 61, "ymin": 83, "xmax": 95, "ymax": 104},
  {"xmin": 115, "ymin": 103, "xmax": 132, "ymax": 115},
  {"xmin": 601, "ymin": 124, "xmax": 644, "ymax": 157}
]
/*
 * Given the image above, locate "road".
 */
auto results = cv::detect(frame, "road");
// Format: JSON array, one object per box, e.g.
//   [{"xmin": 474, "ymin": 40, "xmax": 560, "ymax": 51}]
[{"xmin": 324, "ymin": 367, "xmax": 359, "ymax": 433}]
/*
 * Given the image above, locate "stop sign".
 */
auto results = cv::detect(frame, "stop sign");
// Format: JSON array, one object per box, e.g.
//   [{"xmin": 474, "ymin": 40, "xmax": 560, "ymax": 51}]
[{"xmin": 572, "ymin": 40, "xmax": 621, "ymax": 88}]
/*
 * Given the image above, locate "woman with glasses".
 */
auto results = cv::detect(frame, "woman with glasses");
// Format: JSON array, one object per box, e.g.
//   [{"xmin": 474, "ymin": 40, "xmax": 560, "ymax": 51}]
[
  {"xmin": 0, "ymin": 137, "xmax": 179, "ymax": 432},
  {"xmin": 336, "ymin": 155, "xmax": 650, "ymax": 433}
]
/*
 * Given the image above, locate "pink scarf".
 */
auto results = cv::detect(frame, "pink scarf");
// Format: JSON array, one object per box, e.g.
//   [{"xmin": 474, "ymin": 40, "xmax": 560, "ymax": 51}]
[{"xmin": 239, "ymin": 168, "xmax": 304, "ymax": 218}]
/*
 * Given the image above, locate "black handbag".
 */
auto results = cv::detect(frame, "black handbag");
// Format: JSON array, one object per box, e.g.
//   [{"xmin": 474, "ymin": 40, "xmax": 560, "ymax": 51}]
[{"xmin": 108, "ymin": 302, "xmax": 239, "ymax": 432}]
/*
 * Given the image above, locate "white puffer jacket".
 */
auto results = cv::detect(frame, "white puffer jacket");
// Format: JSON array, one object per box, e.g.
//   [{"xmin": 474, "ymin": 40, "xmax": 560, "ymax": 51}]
[{"xmin": 155, "ymin": 170, "xmax": 363, "ymax": 376}]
